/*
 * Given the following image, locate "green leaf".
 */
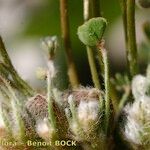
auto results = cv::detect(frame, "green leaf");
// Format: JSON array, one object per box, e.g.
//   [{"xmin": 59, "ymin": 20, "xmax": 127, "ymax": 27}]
[{"xmin": 77, "ymin": 17, "xmax": 107, "ymax": 46}]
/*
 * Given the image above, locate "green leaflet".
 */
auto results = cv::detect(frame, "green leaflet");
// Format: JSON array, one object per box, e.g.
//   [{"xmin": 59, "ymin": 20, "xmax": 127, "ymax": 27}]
[{"xmin": 77, "ymin": 17, "xmax": 107, "ymax": 46}]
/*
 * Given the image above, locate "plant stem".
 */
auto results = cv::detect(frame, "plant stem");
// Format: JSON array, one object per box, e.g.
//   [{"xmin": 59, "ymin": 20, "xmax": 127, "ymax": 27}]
[
  {"xmin": 47, "ymin": 66, "xmax": 57, "ymax": 131},
  {"xmin": 0, "ymin": 76, "xmax": 26, "ymax": 141},
  {"xmin": 126, "ymin": 0, "xmax": 138, "ymax": 77},
  {"xmin": 68, "ymin": 95, "xmax": 78, "ymax": 122},
  {"xmin": 0, "ymin": 63, "xmax": 18, "ymax": 89},
  {"xmin": 68, "ymin": 95, "xmax": 84, "ymax": 138},
  {"xmin": 0, "ymin": 92, "xmax": 13, "ymax": 139},
  {"xmin": 0, "ymin": 36, "xmax": 34, "ymax": 96},
  {"xmin": 91, "ymin": 0, "xmax": 101, "ymax": 17},
  {"xmin": 0, "ymin": 62, "xmax": 9, "ymax": 78},
  {"xmin": 83, "ymin": 0, "xmax": 91, "ymax": 21},
  {"xmin": 90, "ymin": 0, "xmax": 104, "ymax": 77},
  {"xmin": 103, "ymin": 49, "xmax": 110, "ymax": 136},
  {"xmin": 60, "ymin": 0, "xmax": 79, "ymax": 88},
  {"xmin": 118, "ymin": 86, "xmax": 130, "ymax": 113},
  {"xmin": 97, "ymin": 42, "xmax": 119, "ymax": 114},
  {"xmin": 90, "ymin": 0, "xmax": 119, "ymax": 112},
  {"xmin": 87, "ymin": 47, "xmax": 101, "ymax": 89},
  {"xmin": 109, "ymin": 83, "xmax": 119, "ymax": 113},
  {"xmin": 120, "ymin": 0, "xmax": 128, "ymax": 46},
  {"xmin": 83, "ymin": 0, "xmax": 101, "ymax": 89},
  {"xmin": 98, "ymin": 42, "xmax": 110, "ymax": 136}
]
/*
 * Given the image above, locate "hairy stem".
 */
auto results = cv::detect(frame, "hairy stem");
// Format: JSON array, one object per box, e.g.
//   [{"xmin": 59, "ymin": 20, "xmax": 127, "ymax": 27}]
[
  {"xmin": 0, "ymin": 63, "xmax": 18, "ymax": 89},
  {"xmin": 126, "ymin": 0, "xmax": 138, "ymax": 77},
  {"xmin": 91, "ymin": 1, "xmax": 119, "ymax": 111},
  {"xmin": 103, "ymin": 49, "xmax": 110, "ymax": 136},
  {"xmin": 68, "ymin": 96, "xmax": 78, "ymax": 122},
  {"xmin": 0, "ymin": 36, "xmax": 34, "ymax": 96},
  {"xmin": 0, "ymin": 92, "xmax": 13, "ymax": 140},
  {"xmin": 97, "ymin": 50, "xmax": 104, "ymax": 77},
  {"xmin": 83, "ymin": 0, "xmax": 101, "ymax": 89},
  {"xmin": 109, "ymin": 83, "xmax": 119, "ymax": 113},
  {"xmin": 0, "ymin": 76, "xmax": 26, "ymax": 141},
  {"xmin": 47, "ymin": 66, "xmax": 57, "ymax": 131},
  {"xmin": 118, "ymin": 86, "xmax": 130, "ymax": 113},
  {"xmin": 68, "ymin": 95, "xmax": 84, "ymax": 139},
  {"xmin": 98, "ymin": 43, "xmax": 110, "ymax": 136},
  {"xmin": 60, "ymin": 0, "xmax": 79, "ymax": 88},
  {"xmin": 97, "ymin": 43, "xmax": 119, "ymax": 114},
  {"xmin": 0, "ymin": 62, "xmax": 9, "ymax": 78}
]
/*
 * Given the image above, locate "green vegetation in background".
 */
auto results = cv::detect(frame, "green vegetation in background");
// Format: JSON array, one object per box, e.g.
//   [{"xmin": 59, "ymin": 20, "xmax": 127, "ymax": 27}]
[{"xmin": 24, "ymin": 0, "xmax": 121, "ymax": 85}]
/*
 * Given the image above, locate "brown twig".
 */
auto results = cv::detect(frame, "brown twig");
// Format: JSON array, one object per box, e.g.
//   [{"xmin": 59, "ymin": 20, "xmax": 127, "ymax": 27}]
[
  {"xmin": 60, "ymin": 0, "xmax": 79, "ymax": 88},
  {"xmin": 91, "ymin": 0, "xmax": 101, "ymax": 17}
]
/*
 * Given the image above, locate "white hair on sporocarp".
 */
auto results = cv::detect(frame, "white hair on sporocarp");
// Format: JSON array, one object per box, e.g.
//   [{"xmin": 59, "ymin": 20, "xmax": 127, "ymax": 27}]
[
  {"xmin": 36, "ymin": 118, "xmax": 55, "ymax": 141},
  {"xmin": 124, "ymin": 73, "xmax": 150, "ymax": 147}
]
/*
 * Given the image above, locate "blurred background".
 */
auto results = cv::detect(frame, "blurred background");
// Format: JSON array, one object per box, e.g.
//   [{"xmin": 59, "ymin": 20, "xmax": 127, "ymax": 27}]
[{"xmin": 0, "ymin": 0, "xmax": 150, "ymax": 90}]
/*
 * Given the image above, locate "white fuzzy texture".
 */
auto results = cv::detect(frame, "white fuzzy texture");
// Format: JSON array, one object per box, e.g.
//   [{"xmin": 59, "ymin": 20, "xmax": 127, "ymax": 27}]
[
  {"xmin": 0, "ymin": 105, "xmax": 4, "ymax": 128},
  {"xmin": 77, "ymin": 100, "xmax": 99, "ymax": 130},
  {"xmin": 132, "ymin": 75, "xmax": 150, "ymax": 99},
  {"xmin": 68, "ymin": 95, "xmax": 74, "ymax": 105},
  {"xmin": 0, "ymin": 114, "xmax": 5, "ymax": 129},
  {"xmin": 124, "ymin": 74, "xmax": 150, "ymax": 146},
  {"xmin": 47, "ymin": 60, "xmax": 56, "ymax": 79},
  {"xmin": 0, "ymin": 114, "xmax": 6, "ymax": 139},
  {"xmin": 71, "ymin": 122, "xmax": 80, "ymax": 138},
  {"xmin": 124, "ymin": 95, "xmax": 150, "ymax": 145},
  {"xmin": 36, "ymin": 118, "xmax": 54, "ymax": 141},
  {"xmin": 124, "ymin": 100, "xmax": 143, "ymax": 145},
  {"xmin": 41, "ymin": 36, "xmax": 57, "ymax": 52}
]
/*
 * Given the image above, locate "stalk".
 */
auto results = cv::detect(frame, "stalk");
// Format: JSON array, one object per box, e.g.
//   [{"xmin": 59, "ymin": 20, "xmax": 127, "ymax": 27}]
[
  {"xmin": 0, "ymin": 76, "xmax": 26, "ymax": 141},
  {"xmin": 87, "ymin": 47, "xmax": 101, "ymax": 89},
  {"xmin": 120, "ymin": 0, "xmax": 138, "ymax": 77},
  {"xmin": 0, "ymin": 91, "xmax": 13, "ymax": 139},
  {"xmin": 90, "ymin": 0, "xmax": 119, "ymax": 112},
  {"xmin": 103, "ymin": 49, "xmax": 110, "ymax": 136},
  {"xmin": 0, "ymin": 36, "xmax": 34, "ymax": 96},
  {"xmin": 47, "ymin": 70, "xmax": 57, "ymax": 130},
  {"xmin": 0, "ymin": 62, "xmax": 9, "ymax": 78},
  {"xmin": 0, "ymin": 62, "xmax": 17, "ymax": 89},
  {"xmin": 68, "ymin": 95, "xmax": 78, "ymax": 122},
  {"xmin": 68, "ymin": 95, "xmax": 84, "ymax": 139},
  {"xmin": 97, "ymin": 42, "xmax": 110, "ymax": 136},
  {"xmin": 126, "ymin": 0, "xmax": 138, "ymax": 77},
  {"xmin": 120, "ymin": 0, "xmax": 128, "ymax": 46},
  {"xmin": 118, "ymin": 86, "xmax": 130, "ymax": 113},
  {"xmin": 91, "ymin": 0, "xmax": 101, "ymax": 17},
  {"xmin": 97, "ymin": 50, "xmax": 104, "ymax": 77},
  {"xmin": 90, "ymin": 0, "xmax": 104, "ymax": 76},
  {"xmin": 83, "ymin": 0, "xmax": 101, "ymax": 89},
  {"xmin": 60, "ymin": 0, "xmax": 79, "ymax": 88}
]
